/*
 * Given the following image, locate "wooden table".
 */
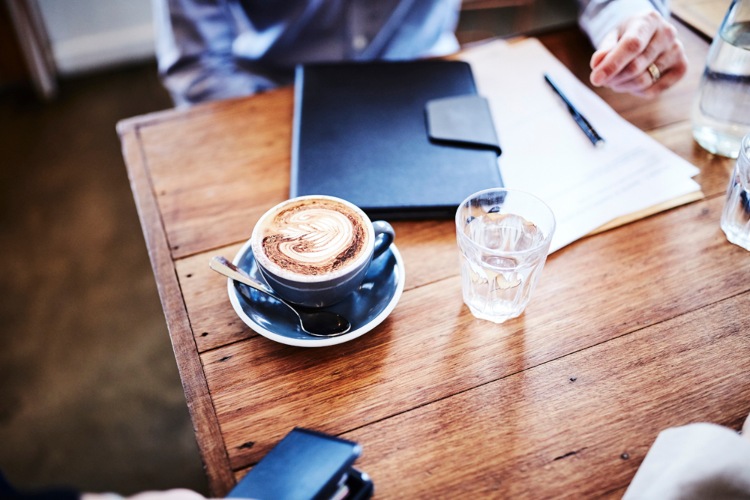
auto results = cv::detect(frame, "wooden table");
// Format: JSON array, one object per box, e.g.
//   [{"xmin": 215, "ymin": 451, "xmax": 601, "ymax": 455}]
[
  {"xmin": 117, "ymin": 21, "xmax": 750, "ymax": 498},
  {"xmin": 672, "ymin": 0, "xmax": 731, "ymax": 39}
]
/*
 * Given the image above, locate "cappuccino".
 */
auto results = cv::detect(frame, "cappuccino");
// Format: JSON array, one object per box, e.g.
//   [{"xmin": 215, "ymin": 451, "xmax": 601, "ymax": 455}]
[{"xmin": 252, "ymin": 196, "xmax": 372, "ymax": 281}]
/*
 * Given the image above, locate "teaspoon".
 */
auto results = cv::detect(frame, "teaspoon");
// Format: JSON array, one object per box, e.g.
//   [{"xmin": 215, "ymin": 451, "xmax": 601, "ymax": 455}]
[{"xmin": 209, "ymin": 256, "xmax": 352, "ymax": 337}]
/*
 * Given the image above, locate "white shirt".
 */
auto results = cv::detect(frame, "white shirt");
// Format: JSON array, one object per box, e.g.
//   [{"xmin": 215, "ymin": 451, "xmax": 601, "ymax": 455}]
[{"xmin": 152, "ymin": 0, "xmax": 669, "ymax": 106}]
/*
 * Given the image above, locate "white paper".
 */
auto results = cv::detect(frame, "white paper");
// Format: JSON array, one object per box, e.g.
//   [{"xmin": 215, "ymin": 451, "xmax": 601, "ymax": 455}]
[{"xmin": 460, "ymin": 38, "xmax": 701, "ymax": 253}]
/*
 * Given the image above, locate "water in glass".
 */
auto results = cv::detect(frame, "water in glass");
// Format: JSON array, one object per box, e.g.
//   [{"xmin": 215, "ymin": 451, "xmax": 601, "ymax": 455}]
[
  {"xmin": 459, "ymin": 213, "xmax": 547, "ymax": 323},
  {"xmin": 692, "ymin": 4, "xmax": 750, "ymax": 158},
  {"xmin": 720, "ymin": 134, "xmax": 750, "ymax": 249}
]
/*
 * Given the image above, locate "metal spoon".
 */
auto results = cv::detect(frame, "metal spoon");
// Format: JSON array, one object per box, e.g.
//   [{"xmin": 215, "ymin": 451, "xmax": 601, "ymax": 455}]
[{"xmin": 209, "ymin": 256, "xmax": 352, "ymax": 337}]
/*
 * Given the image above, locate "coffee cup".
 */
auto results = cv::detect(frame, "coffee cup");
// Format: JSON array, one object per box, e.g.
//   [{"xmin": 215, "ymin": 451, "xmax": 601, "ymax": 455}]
[{"xmin": 250, "ymin": 195, "xmax": 395, "ymax": 308}]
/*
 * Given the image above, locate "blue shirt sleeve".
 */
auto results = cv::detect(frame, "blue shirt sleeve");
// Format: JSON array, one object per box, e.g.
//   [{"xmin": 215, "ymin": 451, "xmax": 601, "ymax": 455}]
[{"xmin": 152, "ymin": 0, "xmax": 461, "ymax": 107}]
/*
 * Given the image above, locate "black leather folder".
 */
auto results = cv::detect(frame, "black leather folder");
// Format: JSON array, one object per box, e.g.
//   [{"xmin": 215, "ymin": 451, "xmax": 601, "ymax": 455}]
[
  {"xmin": 226, "ymin": 428, "xmax": 372, "ymax": 499},
  {"xmin": 290, "ymin": 60, "xmax": 503, "ymax": 220}
]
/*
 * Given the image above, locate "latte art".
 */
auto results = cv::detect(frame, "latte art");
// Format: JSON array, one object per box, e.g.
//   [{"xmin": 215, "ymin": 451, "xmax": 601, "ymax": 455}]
[{"xmin": 257, "ymin": 198, "xmax": 370, "ymax": 278}]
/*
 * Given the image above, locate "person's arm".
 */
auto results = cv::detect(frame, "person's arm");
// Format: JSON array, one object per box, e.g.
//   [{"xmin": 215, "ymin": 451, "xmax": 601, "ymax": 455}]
[
  {"xmin": 623, "ymin": 421, "xmax": 750, "ymax": 499},
  {"xmin": 82, "ymin": 489, "xmax": 209, "ymax": 499},
  {"xmin": 578, "ymin": 0, "xmax": 688, "ymax": 97},
  {"xmin": 152, "ymin": 0, "xmax": 270, "ymax": 107}
]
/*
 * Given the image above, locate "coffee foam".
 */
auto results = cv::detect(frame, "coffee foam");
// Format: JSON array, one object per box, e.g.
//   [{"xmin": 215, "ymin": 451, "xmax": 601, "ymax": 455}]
[{"xmin": 254, "ymin": 197, "xmax": 371, "ymax": 280}]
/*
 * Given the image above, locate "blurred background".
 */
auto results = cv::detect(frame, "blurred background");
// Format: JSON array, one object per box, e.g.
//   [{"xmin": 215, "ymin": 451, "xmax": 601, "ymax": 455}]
[{"xmin": 0, "ymin": 0, "xmax": 576, "ymax": 496}]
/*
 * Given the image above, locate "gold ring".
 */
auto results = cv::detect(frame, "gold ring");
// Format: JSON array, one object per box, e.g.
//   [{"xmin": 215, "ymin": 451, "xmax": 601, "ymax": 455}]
[{"xmin": 647, "ymin": 63, "xmax": 661, "ymax": 83}]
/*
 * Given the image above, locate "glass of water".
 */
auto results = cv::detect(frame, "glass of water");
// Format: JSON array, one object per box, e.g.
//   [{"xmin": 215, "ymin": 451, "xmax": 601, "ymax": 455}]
[
  {"xmin": 721, "ymin": 133, "xmax": 750, "ymax": 250},
  {"xmin": 691, "ymin": 0, "xmax": 750, "ymax": 158},
  {"xmin": 455, "ymin": 188, "xmax": 556, "ymax": 324}
]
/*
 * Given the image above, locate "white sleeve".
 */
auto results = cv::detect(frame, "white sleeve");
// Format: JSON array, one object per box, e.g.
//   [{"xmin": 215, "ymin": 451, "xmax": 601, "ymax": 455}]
[
  {"xmin": 578, "ymin": 0, "xmax": 670, "ymax": 48},
  {"xmin": 152, "ymin": 0, "xmax": 267, "ymax": 107},
  {"xmin": 623, "ymin": 423, "xmax": 750, "ymax": 499}
]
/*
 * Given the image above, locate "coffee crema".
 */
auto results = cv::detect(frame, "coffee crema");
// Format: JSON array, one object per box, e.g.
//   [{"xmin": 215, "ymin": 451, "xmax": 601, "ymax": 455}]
[{"xmin": 255, "ymin": 198, "xmax": 370, "ymax": 278}]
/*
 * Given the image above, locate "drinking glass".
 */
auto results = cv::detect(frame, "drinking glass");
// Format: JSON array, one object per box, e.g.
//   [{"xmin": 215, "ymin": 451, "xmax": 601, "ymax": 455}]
[
  {"xmin": 720, "ymin": 133, "xmax": 750, "ymax": 250},
  {"xmin": 692, "ymin": 0, "xmax": 750, "ymax": 158},
  {"xmin": 455, "ymin": 188, "xmax": 555, "ymax": 323}
]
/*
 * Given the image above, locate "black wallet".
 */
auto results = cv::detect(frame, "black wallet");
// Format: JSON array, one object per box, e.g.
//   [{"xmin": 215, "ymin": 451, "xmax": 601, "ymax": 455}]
[
  {"xmin": 226, "ymin": 428, "xmax": 373, "ymax": 500},
  {"xmin": 290, "ymin": 60, "xmax": 503, "ymax": 220}
]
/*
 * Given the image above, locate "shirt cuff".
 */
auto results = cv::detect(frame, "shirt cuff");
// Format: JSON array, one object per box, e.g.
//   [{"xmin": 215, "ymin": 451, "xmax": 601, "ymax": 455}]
[
  {"xmin": 579, "ymin": 0, "xmax": 668, "ymax": 48},
  {"xmin": 623, "ymin": 423, "xmax": 750, "ymax": 499}
]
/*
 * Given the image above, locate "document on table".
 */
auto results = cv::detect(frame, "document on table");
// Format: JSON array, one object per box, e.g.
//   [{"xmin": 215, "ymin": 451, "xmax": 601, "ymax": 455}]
[{"xmin": 460, "ymin": 38, "xmax": 702, "ymax": 253}]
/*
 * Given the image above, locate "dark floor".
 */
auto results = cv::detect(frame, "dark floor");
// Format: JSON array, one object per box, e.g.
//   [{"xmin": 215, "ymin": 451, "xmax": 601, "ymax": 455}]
[
  {"xmin": 0, "ymin": 63, "xmax": 210, "ymax": 496},
  {"xmin": 0, "ymin": 3, "xmax": 578, "ymax": 497}
]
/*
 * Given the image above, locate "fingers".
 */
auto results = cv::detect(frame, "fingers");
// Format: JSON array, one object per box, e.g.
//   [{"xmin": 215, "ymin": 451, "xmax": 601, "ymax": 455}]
[
  {"xmin": 606, "ymin": 21, "xmax": 678, "ymax": 87},
  {"xmin": 605, "ymin": 40, "xmax": 681, "ymax": 91},
  {"xmin": 590, "ymin": 11, "xmax": 661, "ymax": 87},
  {"xmin": 608, "ymin": 39, "xmax": 688, "ymax": 97},
  {"xmin": 638, "ymin": 42, "xmax": 689, "ymax": 98},
  {"xmin": 590, "ymin": 30, "xmax": 618, "ymax": 70},
  {"xmin": 589, "ymin": 11, "xmax": 688, "ymax": 97}
]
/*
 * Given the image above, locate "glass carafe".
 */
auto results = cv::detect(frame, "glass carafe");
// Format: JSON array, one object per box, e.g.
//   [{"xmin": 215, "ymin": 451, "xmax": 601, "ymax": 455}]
[
  {"xmin": 720, "ymin": 133, "xmax": 750, "ymax": 249},
  {"xmin": 692, "ymin": 0, "xmax": 750, "ymax": 158}
]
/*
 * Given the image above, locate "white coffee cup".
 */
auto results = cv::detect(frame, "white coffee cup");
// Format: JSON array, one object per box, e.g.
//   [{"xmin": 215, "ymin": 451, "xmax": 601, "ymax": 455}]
[{"xmin": 251, "ymin": 195, "xmax": 394, "ymax": 308}]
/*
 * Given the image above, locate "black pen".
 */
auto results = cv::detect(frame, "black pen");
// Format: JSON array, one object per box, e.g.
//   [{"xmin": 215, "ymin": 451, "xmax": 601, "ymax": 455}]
[{"xmin": 543, "ymin": 73, "xmax": 605, "ymax": 147}]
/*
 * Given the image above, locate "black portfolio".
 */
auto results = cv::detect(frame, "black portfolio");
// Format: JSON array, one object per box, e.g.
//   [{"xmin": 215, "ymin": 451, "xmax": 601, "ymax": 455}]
[{"xmin": 290, "ymin": 60, "xmax": 503, "ymax": 219}]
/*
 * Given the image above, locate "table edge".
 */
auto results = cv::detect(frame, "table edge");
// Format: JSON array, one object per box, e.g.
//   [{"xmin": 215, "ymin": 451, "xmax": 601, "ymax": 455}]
[{"xmin": 119, "ymin": 124, "xmax": 236, "ymax": 494}]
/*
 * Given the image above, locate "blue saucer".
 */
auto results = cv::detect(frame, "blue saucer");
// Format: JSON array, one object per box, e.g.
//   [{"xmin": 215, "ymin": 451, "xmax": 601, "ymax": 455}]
[{"xmin": 228, "ymin": 239, "xmax": 404, "ymax": 347}]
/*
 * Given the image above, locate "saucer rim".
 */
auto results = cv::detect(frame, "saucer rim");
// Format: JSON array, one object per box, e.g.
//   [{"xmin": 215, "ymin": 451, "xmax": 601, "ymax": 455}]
[{"xmin": 227, "ymin": 238, "xmax": 404, "ymax": 347}]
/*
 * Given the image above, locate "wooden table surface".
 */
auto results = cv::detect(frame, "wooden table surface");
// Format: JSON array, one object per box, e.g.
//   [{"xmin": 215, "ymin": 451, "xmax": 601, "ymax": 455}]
[
  {"xmin": 671, "ymin": 0, "xmax": 731, "ymax": 39},
  {"xmin": 117, "ymin": 21, "xmax": 750, "ymax": 498}
]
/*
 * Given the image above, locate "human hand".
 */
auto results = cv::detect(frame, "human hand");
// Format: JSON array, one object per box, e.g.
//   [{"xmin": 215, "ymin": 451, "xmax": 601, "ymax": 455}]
[{"xmin": 589, "ymin": 10, "xmax": 688, "ymax": 98}]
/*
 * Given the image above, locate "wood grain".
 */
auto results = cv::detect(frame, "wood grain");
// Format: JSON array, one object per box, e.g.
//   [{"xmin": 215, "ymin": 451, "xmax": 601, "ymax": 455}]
[
  {"xmin": 137, "ymin": 90, "xmax": 295, "ymax": 260},
  {"xmin": 672, "ymin": 0, "xmax": 732, "ymax": 39},
  {"xmin": 177, "ymin": 219, "xmax": 459, "ymax": 353},
  {"xmin": 118, "ymin": 128, "xmax": 235, "ymax": 494},
  {"xmin": 117, "ymin": 21, "xmax": 750, "ymax": 497},
  {"xmin": 200, "ymin": 196, "xmax": 750, "ymax": 472},
  {"xmin": 342, "ymin": 291, "xmax": 750, "ymax": 498},
  {"xmin": 131, "ymin": 23, "xmax": 713, "ymax": 265}
]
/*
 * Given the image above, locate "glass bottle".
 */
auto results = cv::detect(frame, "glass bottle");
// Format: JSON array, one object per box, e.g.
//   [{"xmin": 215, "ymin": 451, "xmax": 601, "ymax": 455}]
[
  {"xmin": 720, "ymin": 133, "xmax": 750, "ymax": 250},
  {"xmin": 692, "ymin": 0, "xmax": 750, "ymax": 158}
]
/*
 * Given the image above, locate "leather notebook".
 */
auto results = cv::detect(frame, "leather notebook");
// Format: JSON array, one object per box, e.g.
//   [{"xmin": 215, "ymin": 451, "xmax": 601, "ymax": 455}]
[{"xmin": 290, "ymin": 60, "xmax": 503, "ymax": 220}]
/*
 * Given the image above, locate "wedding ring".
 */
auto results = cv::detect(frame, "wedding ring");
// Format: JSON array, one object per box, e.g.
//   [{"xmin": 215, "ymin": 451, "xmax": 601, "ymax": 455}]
[{"xmin": 647, "ymin": 63, "xmax": 662, "ymax": 84}]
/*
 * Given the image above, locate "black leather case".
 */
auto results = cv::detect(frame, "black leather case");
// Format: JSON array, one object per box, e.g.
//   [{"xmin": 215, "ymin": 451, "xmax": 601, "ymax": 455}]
[
  {"xmin": 290, "ymin": 60, "xmax": 503, "ymax": 220},
  {"xmin": 226, "ymin": 428, "xmax": 370, "ymax": 500}
]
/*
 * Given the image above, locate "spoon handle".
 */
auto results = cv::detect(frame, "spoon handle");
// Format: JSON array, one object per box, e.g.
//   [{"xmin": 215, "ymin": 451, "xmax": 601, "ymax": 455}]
[
  {"xmin": 209, "ymin": 256, "xmax": 275, "ymax": 295},
  {"xmin": 210, "ymin": 255, "xmax": 352, "ymax": 337}
]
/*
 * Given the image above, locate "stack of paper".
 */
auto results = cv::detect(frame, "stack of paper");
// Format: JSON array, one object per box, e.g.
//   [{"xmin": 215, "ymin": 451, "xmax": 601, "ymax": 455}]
[{"xmin": 460, "ymin": 38, "xmax": 702, "ymax": 253}]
